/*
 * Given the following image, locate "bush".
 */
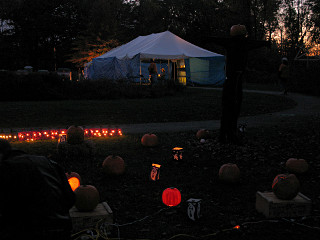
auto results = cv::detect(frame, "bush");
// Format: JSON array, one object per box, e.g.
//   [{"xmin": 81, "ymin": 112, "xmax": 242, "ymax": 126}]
[
  {"xmin": 0, "ymin": 73, "xmax": 182, "ymax": 101},
  {"xmin": 290, "ymin": 61, "xmax": 320, "ymax": 96}
]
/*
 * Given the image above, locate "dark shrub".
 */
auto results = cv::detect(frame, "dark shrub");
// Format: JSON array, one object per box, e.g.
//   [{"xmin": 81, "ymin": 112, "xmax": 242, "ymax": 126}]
[{"xmin": 0, "ymin": 74, "xmax": 182, "ymax": 101}]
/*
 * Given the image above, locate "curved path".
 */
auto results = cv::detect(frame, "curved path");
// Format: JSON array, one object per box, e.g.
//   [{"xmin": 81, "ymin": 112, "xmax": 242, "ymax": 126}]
[{"xmin": 117, "ymin": 89, "xmax": 320, "ymax": 134}]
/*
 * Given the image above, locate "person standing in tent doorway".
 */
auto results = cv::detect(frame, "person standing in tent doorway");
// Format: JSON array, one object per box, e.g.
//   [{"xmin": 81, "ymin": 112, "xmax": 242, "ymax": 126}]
[
  {"xmin": 278, "ymin": 57, "xmax": 289, "ymax": 95},
  {"xmin": 148, "ymin": 59, "xmax": 158, "ymax": 86},
  {"xmin": 211, "ymin": 24, "xmax": 271, "ymax": 145}
]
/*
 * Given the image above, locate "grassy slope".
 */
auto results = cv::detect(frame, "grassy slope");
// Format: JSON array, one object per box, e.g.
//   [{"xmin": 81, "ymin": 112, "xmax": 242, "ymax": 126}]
[{"xmin": 0, "ymin": 87, "xmax": 296, "ymax": 128}]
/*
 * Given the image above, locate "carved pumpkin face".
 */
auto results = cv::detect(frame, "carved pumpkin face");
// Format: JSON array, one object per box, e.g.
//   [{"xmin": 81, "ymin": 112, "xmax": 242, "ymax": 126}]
[
  {"xmin": 286, "ymin": 158, "xmax": 309, "ymax": 174},
  {"xmin": 67, "ymin": 125, "xmax": 84, "ymax": 145},
  {"xmin": 68, "ymin": 177, "xmax": 80, "ymax": 191},
  {"xmin": 65, "ymin": 172, "xmax": 81, "ymax": 191},
  {"xmin": 141, "ymin": 133, "xmax": 158, "ymax": 147},
  {"xmin": 219, "ymin": 163, "xmax": 240, "ymax": 183},
  {"xmin": 272, "ymin": 174, "xmax": 300, "ymax": 200},
  {"xmin": 162, "ymin": 187, "xmax": 181, "ymax": 207},
  {"xmin": 74, "ymin": 185, "xmax": 100, "ymax": 212},
  {"xmin": 102, "ymin": 155, "xmax": 125, "ymax": 176}
]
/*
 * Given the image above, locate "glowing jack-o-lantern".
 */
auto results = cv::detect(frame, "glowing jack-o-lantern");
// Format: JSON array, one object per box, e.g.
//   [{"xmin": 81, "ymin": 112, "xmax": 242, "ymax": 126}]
[
  {"xmin": 162, "ymin": 187, "xmax": 181, "ymax": 207},
  {"xmin": 150, "ymin": 163, "xmax": 161, "ymax": 181},
  {"xmin": 58, "ymin": 133, "xmax": 67, "ymax": 143},
  {"xmin": 66, "ymin": 172, "xmax": 81, "ymax": 191},
  {"xmin": 68, "ymin": 177, "xmax": 80, "ymax": 191},
  {"xmin": 172, "ymin": 147, "xmax": 183, "ymax": 161}
]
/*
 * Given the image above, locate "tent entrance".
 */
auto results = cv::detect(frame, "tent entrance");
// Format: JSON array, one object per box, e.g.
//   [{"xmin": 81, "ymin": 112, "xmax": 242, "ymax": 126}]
[
  {"xmin": 177, "ymin": 59, "xmax": 186, "ymax": 85},
  {"xmin": 171, "ymin": 59, "xmax": 186, "ymax": 85}
]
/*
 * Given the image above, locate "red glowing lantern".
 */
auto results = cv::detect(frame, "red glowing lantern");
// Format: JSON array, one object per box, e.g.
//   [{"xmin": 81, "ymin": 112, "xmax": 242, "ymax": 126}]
[{"xmin": 162, "ymin": 187, "xmax": 181, "ymax": 207}]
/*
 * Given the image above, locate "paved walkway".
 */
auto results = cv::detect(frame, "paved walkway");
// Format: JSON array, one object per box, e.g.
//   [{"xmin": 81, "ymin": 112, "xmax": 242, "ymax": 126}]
[{"xmin": 117, "ymin": 89, "xmax": 320, "ymax": 134}]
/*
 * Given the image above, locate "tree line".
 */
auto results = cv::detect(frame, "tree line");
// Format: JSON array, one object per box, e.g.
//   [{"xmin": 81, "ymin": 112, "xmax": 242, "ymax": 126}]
[{"xmin": 0, "ymin": 0, "xmax": 319, "ymax": 71}]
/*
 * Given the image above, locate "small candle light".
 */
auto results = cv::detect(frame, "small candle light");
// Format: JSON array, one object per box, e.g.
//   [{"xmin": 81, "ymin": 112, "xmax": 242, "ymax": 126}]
[
  {"xmin": 172, "ymin": 147, "xmax": 183, "ymax": 161},
  {"xmin": 187, "ymin": 198, "xmax": 202, "ymax": 221},
  {"xmin": 150, "ymin": 163, "xmax": 161, "ymax": 181},
  {"xmin": 58, "ymin": 133, "xmax": 67, "ymax": 143}
]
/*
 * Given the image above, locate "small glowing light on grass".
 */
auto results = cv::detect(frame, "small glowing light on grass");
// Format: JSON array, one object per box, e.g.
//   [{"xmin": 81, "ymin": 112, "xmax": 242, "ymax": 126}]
[
  {"xmin": 233, "ymin": 225, "xmax": 240, "ymax": 230},
  {"xmin": 172, "ymin": 147, "xmax": 183, "ymax": 161},
  {"xmin": 150, "ymin": 163, "xmax": 161, "ymax": 181}
]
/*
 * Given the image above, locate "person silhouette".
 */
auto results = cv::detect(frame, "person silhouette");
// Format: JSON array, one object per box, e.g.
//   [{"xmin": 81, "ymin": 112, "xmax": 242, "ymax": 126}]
[
  {"xmin": 0, "ymin": 139, "xmax": 75, "ymax": 240},
  {"xmin": 211, "ymin": 24, "xmax": 271, "ymax": 144}
]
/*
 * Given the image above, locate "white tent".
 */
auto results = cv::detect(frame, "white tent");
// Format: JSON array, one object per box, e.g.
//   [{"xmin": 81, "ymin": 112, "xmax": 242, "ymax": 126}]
[{"xmin": 86, "ymin": 31, "xmax": 225, "ymax": 85}]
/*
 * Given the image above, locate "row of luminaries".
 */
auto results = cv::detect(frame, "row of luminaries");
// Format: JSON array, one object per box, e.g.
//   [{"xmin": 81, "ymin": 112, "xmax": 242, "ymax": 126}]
[{"xmin": 62, "ymin": 128, "xmax": 309, "ymax": 214}]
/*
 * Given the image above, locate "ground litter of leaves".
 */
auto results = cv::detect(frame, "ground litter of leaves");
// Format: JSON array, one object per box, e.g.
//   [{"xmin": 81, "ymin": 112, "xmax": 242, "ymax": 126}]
[{"xmin": 53, "ymin": 116, "xmax": 320, "ymax": 240}]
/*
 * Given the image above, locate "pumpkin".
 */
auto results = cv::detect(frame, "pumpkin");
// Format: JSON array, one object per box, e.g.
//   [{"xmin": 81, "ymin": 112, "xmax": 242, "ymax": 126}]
[
  {"xmin": 272, "ymin": 174, "xmax": 300, "ymax": 200},
  {"xmin": 67, "ymin": 125, "xmax": 84, "ymax": 145},
  {"xmin": 162, "ymin": 187, "xmax": 181, "ymax": 207},
  {"xmin": 196, "ymin": 129, "xmax": 210, "ymax": 140},
  {"xmin": 65, "ymin": 172, "xmax": 81, "ymax": 191},
  {"xmin": 74, "ymin": 185, "xmax": 100, "ymax": 211},
  {"xmin": 141, "ymin": 133, "xmax": 158, "ymax": 147},
  {"xmin": 219, "ymin": 163, "xmax": 240, "ymax": 183},
  {"xmin": 102, "ymin": 155, "xmax": 125, "ymax": 176},
  {"xmin": 230, "ymin": 24, "xmax": 247, "ymax": 37},
  {"xmin": 286, "ymin": 158, "xmax": 309, "ymax": 174}
]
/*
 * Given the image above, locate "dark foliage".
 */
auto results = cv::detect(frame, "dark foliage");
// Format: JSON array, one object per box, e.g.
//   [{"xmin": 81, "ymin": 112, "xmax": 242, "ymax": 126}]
[{"xmin": 0, "ymin": 73, "xmax": 181, "ymax": 101}]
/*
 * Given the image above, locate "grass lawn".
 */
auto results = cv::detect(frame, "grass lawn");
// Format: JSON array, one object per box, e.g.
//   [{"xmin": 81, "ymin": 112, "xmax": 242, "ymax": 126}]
[
  {"xmin": 8, "ymin": 115, "xmax": 320, "ymax": 240},
  {"xmin": 0, "ymin": 87, "xmax": 296, "ymax": 128}
]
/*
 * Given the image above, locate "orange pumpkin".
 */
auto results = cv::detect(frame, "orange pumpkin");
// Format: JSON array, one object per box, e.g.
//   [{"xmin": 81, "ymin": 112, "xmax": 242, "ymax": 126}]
[
  {"xmin": 230, "ymin": 24, "xmax": 247, "ymax": 37},
  {"xmin": 286, "ymin": 158, "xmax": 309, "ymax": 174},
  {"xmin": 219, "ymin": 163, "xmax": 240, "ymax": 183},
  {"xmin": 102, "ymin": 155, "xmax": 125, "ymax": 176},
  {"xmin": 272, "ymin": 174, "xmax": 300, "ymax": 200},
  {"xmin": 196, "ymin": 129, "xmax": 210, "ymax": 139},
  {"xmin": 141, "ymin": 133, "xmax": 158, "ymax": 147},
  {"xmin": 162, "ymin": 187, "xmax": 181, "ymax": 207},
  {"xmin": 65, "ymin": 172, "xmax": 81, "ymax": 191},
  {"xmin": 67, "ymin": 125, "xmax": 84, "ymax": 145},
  {"xmin": 74, "ymin": 185, "xmax": 100, "ymax": 211}
]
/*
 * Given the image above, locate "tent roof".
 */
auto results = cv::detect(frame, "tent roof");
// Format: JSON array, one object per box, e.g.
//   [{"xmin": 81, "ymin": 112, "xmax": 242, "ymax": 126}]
[{"xmin": 96, "ymin": 31, "xmax": 222, "ymax": 60}]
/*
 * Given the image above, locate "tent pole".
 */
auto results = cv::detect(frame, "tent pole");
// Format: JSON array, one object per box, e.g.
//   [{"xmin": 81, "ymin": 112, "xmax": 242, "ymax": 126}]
[
  {"xmin": 174, "ymin": 60, "xmax": 176, "ymax": 82},
  {"xmin": 168, "ymin": 59, "xmax": 170, "ymax": 80},
  {"xmin": 139, "ymin": 59, "xmax": 142, "ymax": 85}
]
